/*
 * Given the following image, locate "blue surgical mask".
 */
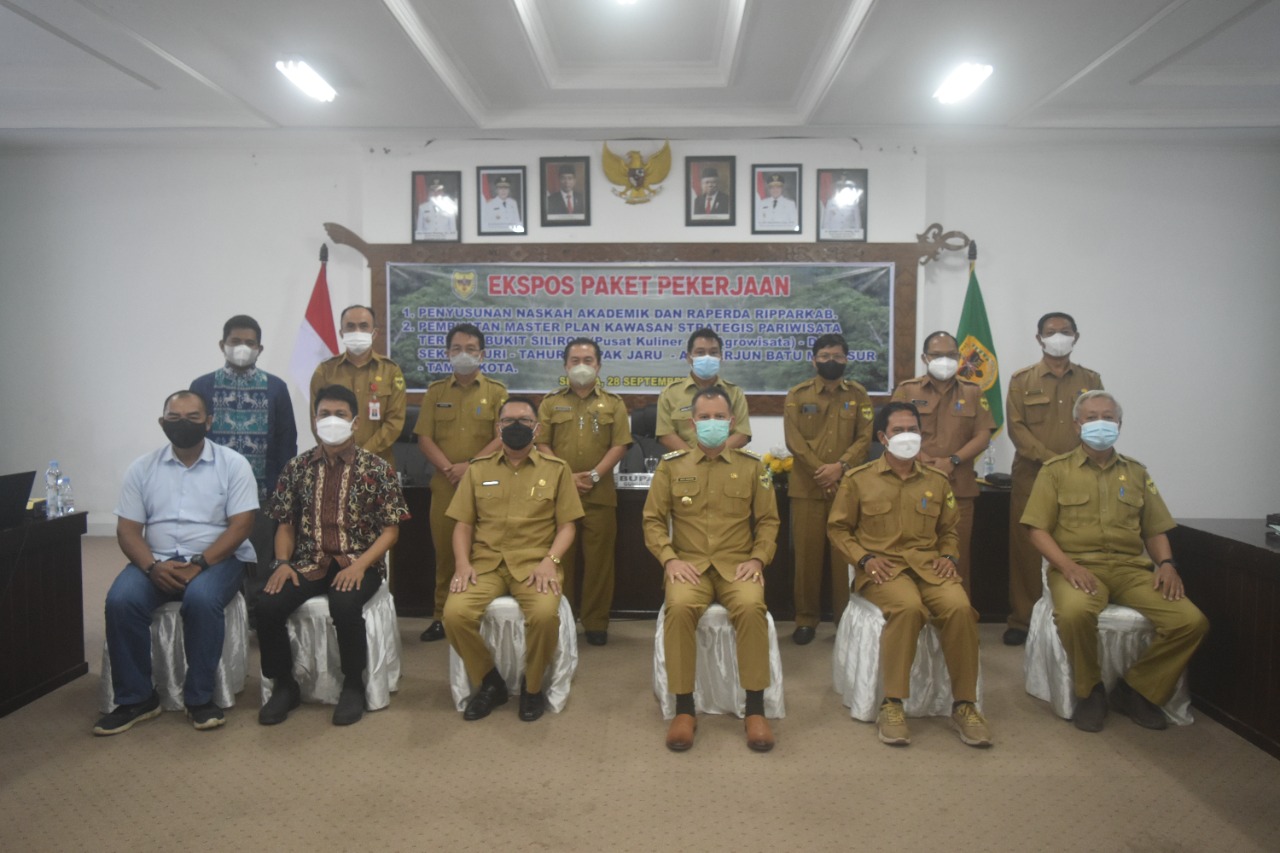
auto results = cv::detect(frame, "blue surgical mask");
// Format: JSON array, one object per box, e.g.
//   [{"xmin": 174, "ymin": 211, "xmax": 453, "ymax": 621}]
[
  {"xmin": 694, "ymin": 419, "xmax": 730, "ymax": 448},
  {"xmin": 1079, "ymin": 420, "xmax": 1119, "ymax": 450},
  {"xmin": 691, "ymin": 355, "xmax": 720, "ymax": 380}
]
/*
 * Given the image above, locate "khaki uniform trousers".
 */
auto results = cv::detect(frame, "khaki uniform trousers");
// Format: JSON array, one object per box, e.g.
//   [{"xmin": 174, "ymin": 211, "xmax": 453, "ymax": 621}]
[
  {"xmin": 561, "ymin": 502, "xmax": 616, "ymax": 633},
  {"xmin": 664, "ymin": 571, "xmax": 770, "ymax": 695},
  {"xmin": 429, "ymin": 476, "xmax": 458, "ymax": 619},
  {"xmin": 859, "ymin": 569, "xmax": 980, "ymax": 702},
  {"xmin": 1048, "ymin": 565, "xmax": 1208, "ymax": 704},
  {"xmin": 792, "ymin": 496, "xmax": 850, "ymax": 628},
  {"xmin": 1007, "ymin": 457, "xmax": 1043, "ymax": 631},
  {"xmin": 443, "ymin": 562, "xmax": 561, "ymax": 693},
  {"xmin": 954, "ymin": 495, "xmax": 975, "ymax": 595}
]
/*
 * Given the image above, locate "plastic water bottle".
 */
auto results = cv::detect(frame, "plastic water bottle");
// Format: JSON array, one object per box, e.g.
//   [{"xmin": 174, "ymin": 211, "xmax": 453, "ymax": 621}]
[
  {"xmin": 44, "ymin": 460, "xmax": 62, "ymax": 519},
  {"xmin": 57, "ymin": 476, "xmax": 75, "ymax": 516},
  {"xmin": 981, "ymin": 444, "xmax": 995, "ymax": 479}
]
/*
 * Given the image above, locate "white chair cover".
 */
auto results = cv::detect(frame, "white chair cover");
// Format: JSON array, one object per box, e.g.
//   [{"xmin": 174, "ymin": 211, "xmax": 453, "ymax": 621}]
[
  {"xmin": 1024, "ymin": 562, "xmax": 1192, "ymax": 724},
  {"xmin": 652, "ymin": 603, "xmax": 786, "ymax": 720},
  {"xmin": 832, "ymin": 592, "xmax": 984, "ymax": 722},
  {"xmin": 99, "ymin": 592, "xmax": 248, "ymax": 712},
  {"xmin": 447, "ymin": 595, "xmax": 579, "ymax": 713},
  {"xmin": 260, "ymin": 581, "xmax": 401, "ymax": 710}
]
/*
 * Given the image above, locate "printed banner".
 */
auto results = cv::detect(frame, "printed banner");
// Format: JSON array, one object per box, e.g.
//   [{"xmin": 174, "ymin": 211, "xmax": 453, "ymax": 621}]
[{"xmin": 387, "ymin": 262, "xmax": 894, "ymax": 395}]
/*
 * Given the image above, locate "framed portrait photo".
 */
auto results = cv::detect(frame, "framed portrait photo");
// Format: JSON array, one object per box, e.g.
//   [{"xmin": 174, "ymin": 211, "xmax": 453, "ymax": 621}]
[
  {"xmin": 540, "ymin": 156, "xmax": 590, "ymax": 227},
  {"xmin": 411, "ymin": 170, "xmax": 461, "ymax": 243},
  {"xmin": 477, "ymin": 166, "xmax": 527, "ymax": 236},
  {"xmin": 685, "ymin": 156, "xmax": 735, "ymax": 227},
  {"xmin": 751, "ymin": 164, "xmax": 802, "ymax": 235},
  {"xmin": 816, "ymin": 168, "xmax": 868, "ymax": 242}
]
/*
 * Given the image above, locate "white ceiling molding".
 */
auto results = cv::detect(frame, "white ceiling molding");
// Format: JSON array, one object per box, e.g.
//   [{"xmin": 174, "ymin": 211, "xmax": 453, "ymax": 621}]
[
  {"xmin": 381, "ymin": 0, "xmax": 488, "ymax": 125},
  {"xmin": 793, "ymin": 0, "xmax": 877, "ymax": 121}
]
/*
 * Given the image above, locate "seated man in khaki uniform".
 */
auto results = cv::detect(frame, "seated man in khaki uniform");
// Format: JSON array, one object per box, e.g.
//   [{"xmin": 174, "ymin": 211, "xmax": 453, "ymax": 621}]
[
  {"xmin": 1022, "ymin": 390, "xmax": 1209, "ymax": 732},
  {"xmin": 828, "ymin": 401, "xmax": 991, "ymax": 748},
  {"xmin": 443, "ymin": 397, "xmax": 584, "ymax": 722},
  {"xmin": 642, "ymin": 387, "xmax": 780, "ymax": 753}
]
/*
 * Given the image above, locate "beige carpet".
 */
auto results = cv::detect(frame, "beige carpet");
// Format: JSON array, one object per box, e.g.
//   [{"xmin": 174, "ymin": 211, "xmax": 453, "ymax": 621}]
[{"xmin": 1, "ymin": 537, "xmax": 1277, "ymax": 852}]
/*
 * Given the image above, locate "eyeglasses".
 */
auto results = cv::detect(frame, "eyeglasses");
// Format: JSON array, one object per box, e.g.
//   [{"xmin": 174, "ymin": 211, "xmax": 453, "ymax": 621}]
[{"xmin": 499, "ymin": 417, "xmax": 537, "ymax": 428}]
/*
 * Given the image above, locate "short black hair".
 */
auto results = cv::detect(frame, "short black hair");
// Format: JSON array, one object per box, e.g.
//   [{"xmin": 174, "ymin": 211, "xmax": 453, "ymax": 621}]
[
  {"xmin": 339, "ymin": 304, "xmax": 377, "ymax": 325},
  {"xmin": 163, "ymin": 389, "xmax": 208, "ymax": 417},
  {"xmin": 447, "ymin": 323, "xmax": 486, "ymax": 350},
  {"xmin": 922, "ymin": 330, "xmax": 958, "ymax": 352},
  {"xmin": 562, "ymin": 337, "xmax": 601, "ymax": 363},
  {"xmin": 686, "ymin": 327, "xmax": 723, "ymax": 353},
  {"xmin": 1037, "ymin": 312, "xmax": 1077, "ymax": 335},
  {"xmin": 874, "ymin": 401, "xmax": 921, "ymax": 438},
  {"xmin": 812, "ymin": 333, "xmax": 849, "ymax": 356},
  {"xmin": 222, "ymin": 315, "xmax": 262, "ymax": 342},
  {"xmin": 500, "ymin": 396, "xmax": 538, "ymax": 419},
  {"xmin": 691, "ymin": 386, "xmax": 731, "ymax": 413},
  {"xmin": 314, "ymin": 384, "xmax": 358, "ymax": 416}
]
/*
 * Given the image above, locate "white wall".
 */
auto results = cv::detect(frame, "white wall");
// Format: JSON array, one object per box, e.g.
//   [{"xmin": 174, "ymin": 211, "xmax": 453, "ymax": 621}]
[{"xmin": 1, "ymin": 134, "xmax": 1275, "ymax": 533}]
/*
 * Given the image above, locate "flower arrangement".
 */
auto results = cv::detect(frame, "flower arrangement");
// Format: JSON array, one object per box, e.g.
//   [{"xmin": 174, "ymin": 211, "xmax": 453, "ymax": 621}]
[{"xmin": 761, "ymin": 447, "xmax": 793, "ymax": 476}]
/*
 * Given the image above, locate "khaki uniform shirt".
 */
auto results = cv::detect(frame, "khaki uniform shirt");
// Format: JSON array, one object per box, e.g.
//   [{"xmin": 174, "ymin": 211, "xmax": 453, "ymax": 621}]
[
  {"xmin": 827, "ymin": 456, "xmax": 960, "ymax": 588},
  {"xmin": 892, "ymin": 375, "xmax": 997, "ymax": 498},
  {"xmin": 445, "ymin": 449, "xmax": 584, "ymax": 582},
  {"xmin": 412, "ymin": 374, "xmax": 509, "ymax": 479},
  {"xmin": 1006, "ymin": 360, "xmax": 1103, "ymax": 464},
  {"xmin": 310, "ymin": 352, "xmax": 406, "ymax": 467},
  {"xmin": 1020, "ymin": 446, "xmax": 1175, "ymax": 571},
  {"xmin": 783, "ymin": 376, "xmax": 874, "ymax": 500},
  {"xmin": 642, "ymin": 448, "xmax": 780, "ymax": 581},
  {"xmin": 537, "ymin": 383, "xmax": 633, "ymax": 507},
  {"xmin": 655, "ymin": 376, "xmax": 752, "ymax": 446}
]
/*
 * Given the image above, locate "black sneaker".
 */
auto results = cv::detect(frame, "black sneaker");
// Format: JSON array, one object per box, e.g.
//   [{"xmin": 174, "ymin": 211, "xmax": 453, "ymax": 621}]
[
  {"xmin": 258, "ymin": 678, "xmax": 302, "ymax": 726},
  {"xmin": 1072, "ymin": 682, "xmax": 1108, "ymax": 733},
  {"xmin": 1110, "ymin": 678, "xmax": 1168, "ymax": 730},
  {"xmin": 185, "ymin": 701, "xmax": 226, "ymax": 731},
  {"xmin": 92, "ymin": 691, "xmax": 161, "ymax": 736},
  {"xmin": 332, "ymin": 685, "xmax": 366, "ymax": 726}
]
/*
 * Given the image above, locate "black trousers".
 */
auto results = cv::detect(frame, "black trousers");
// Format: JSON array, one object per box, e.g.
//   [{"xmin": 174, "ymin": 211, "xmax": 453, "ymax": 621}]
[{"xmin": 257, "ymin": 560, "xmax": 381, "ymax": 687}]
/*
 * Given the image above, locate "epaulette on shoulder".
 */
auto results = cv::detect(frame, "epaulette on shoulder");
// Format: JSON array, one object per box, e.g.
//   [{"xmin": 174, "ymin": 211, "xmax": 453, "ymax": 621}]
[
  {"xmin": 426, "ymin": 376, "xmax": 449, "ymax": 388},
  {"xmin": 1042, "ymin": 450, "xmax": 1074, "ymax": 467},
  {"xmin": 1116, "ymin": 452, "xmax": 1146, "ymax": 469},
  {"xmin": 922, "ymin": 463, "xmax": 951, "ymax": 479},
  {"xmin": 470, "ymin": 450, "xmax": 499, "ymax": 463},
  {"xmin": 897, "ymin": 376, "xmax": 925, "ymax": 387},
  {"xmin": 739, "ymin": 448, "xmax": 763, "ymax": 460},
  {"xmin": 661, "ymin": 449, "xmax": 688, "ymax": 460},
  {"xmin": 1010, "ymin": 364, "xmax": 1035, "ymax": 379},
  {"xmin": 846, "ymin": 460, "xmax": 877, "ymax": 476}
]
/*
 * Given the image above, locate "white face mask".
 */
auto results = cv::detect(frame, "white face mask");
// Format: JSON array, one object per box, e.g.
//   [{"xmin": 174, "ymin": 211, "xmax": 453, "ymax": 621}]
[
  {"xmin": 342, "ymin": 331, "xmax": 373, "ymax": 355},
  {"xmin": 926, "ymin": 357, "xmax": 958, "ymax": 381},
  {"xmin": 315, "ymin": 415, "xmax": 354, "ymax": 446},
  {"xmin": 224, "ymin": 344, "xmax": 258, "ymax": 369},
  {"xmin": 567, "ymin": 364, "xmax": 597, "ymax": 387},
  {"xmin": 450, "ymin": 352, "xmax": 481, "ymax": 374},
  {"xmin": 1040, "ymin": 332, "xmax": 1075, "ymax": 358},
  {"xmin": 885, "ymin": 432, "xmax": 922, "ymax": 461}
]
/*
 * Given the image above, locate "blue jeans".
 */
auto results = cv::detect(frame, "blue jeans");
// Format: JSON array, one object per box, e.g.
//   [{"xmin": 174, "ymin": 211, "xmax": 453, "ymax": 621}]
[{"xmin": 104, "ymin": 558, "xmax": 244, "ymax": 707}]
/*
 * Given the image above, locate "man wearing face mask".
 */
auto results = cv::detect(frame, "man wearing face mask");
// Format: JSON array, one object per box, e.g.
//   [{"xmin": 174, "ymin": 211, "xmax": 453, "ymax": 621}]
[
  {"xmin": 655, "ymin": 327, "xmax": 752, "ymax": 452},
  {"xmin": 1003, "ymin": 311, "xmax": 1103, "ymax": 647},
  {"xmin": 827, "ymin": 401, "xmax": 990, "ymax": 748},
  {"xmin": 783, "ymin": 333, "xmax": 874, "ymax": 644},
  {"xmin": 190, "ymin": 315, "xmax": 297, "ymax": 612},
  {"xmin": 95, "ymin": 391, "xmax": 258, "ymax": 735},
  {"xmin": 256, "ymin": 385, "xmax": 410, "ymax": 727},
  {"xmin": 444, "ymin": 398, "xmax": 583, "ymax": 722},
  {"xmin": 891, "ymin": 331, "xmax": 997, "ymax": 594},
  {"xmin": 310, "ymin": 305, "xmax": 406, "ymax": 470},
  {"xmin": 643, "ymin": 387, "xmax": 780, "ymax": 753},
  {"xmin": 536, "ymin": 338, "xmax": 633, "ymax": 645},
  {"xmin": 413, "ymin": 323, "xmax": 508, "ymax": 642},
  {"xmin": 1021, "ymin": 391, "xmax": 1207, "ymax": 732}
]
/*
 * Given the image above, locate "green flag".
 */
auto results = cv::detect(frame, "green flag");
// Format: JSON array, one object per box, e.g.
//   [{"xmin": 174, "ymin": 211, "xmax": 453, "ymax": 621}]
[{"xmin": 956, "ymin": 262, "xmax": 1003, "ymax": 431}]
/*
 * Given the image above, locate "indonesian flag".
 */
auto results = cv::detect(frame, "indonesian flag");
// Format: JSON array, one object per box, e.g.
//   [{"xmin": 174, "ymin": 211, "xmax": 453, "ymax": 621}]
[{"xmin": 289, "ymin": 246, "xmax": 339, "ymax": 395}]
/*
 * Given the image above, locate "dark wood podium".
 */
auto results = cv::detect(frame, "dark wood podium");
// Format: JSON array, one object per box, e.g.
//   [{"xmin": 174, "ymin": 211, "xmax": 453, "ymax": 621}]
[{"xmin": 1, "ymin": 511, "xmax": 88, "ymax": 716}]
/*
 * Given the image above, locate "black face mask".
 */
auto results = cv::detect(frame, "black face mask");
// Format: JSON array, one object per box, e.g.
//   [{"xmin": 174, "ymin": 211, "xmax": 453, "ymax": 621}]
[
  {"xmin": 816, "ymin": 360, "xmax": 847, "ymax": 381},
  {"xmin": 501, "ymin": 422, "xmax": 534, "ymax": 450},
  {"xmin": 162, "ymin": 419, "xmax": 207, "ymax": 449}
]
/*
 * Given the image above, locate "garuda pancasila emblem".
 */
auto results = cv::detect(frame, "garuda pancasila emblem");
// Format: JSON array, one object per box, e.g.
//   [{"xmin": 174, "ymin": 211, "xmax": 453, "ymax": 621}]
[{"xmin": 602, "ymin": 141, "xmax": 672, "ymax": 204}]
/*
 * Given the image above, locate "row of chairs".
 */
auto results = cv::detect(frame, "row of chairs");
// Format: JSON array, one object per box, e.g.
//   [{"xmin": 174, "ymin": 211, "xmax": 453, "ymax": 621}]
[{"xmin": 101, "ymin": 564, "xmax": 1190, "ymax": 725}]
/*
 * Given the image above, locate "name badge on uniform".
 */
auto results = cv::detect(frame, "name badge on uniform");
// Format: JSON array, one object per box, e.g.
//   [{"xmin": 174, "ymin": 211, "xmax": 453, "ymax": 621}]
[
  {"xmin": 679, "ymin": 405, "xmax": 692, "ymax": 413},
  {"xmin": 676, "ymin": 477, "xmax": 697, "ymax": 482},
  {"xmin": 436, "ymin": 402, "xmax": 453, "ymax": 408},
  {"xmin": 368, "ymin": 399, "xmax": 381, "ymax": 421},
  {"xmin": 911, "ymin": 399, "xmax": 928, "ymax": 407},
  {"xmin": 481, "ymin": 480, "xmax": 500, "ymax": 486},
  {"xmin": 554, "ymin": 405, "xmax": 573, "ymax": 411},
  {"xmin": 801, "ymin": 404, "xmax": 818, "ymax": 414}
]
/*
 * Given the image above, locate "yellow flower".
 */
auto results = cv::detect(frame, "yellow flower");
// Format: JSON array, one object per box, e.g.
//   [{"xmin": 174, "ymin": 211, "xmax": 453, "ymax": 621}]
[{"xmin": 782, "ymin": 457, "xmax": 794, "ymax": 472}]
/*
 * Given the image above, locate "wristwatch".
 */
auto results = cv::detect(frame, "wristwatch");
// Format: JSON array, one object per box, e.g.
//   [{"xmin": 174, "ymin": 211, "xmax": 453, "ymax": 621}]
[
  {"xmin": 941, "ymin": 554, "xmax": 958, "ymax": 565},
  {"xmin": 857, "ymin": 554, "xmax": 874, "ymax": 569},
  {"xmin": 546, "ymin": 552, "xmax": 562, "ymax": 566},
  {"xmin": 948, "ymin": 455, "xmax": 962, "ymax": 468},
  {"xmin": 268, "ymin": 558, "xmax": 293, "ymax": 573},
  {"xmin": 189, "ymin": 553, "xmax": 209, "ymax": 570},
  {"xmin": 589, "ymin": 469, "xmax": 601, "ymax": 484},
  {"xmin": 1157, "ymin": 558, "xmax": 1178, "ymax": 569}
]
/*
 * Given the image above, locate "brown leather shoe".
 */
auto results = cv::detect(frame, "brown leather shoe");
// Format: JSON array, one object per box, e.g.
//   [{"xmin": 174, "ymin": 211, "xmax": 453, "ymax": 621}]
[
  {"xmin": 744, "ymin": 714, "xmax": 775, "ymax": 752},
  {"xmin": 665, "ymin": 713, "xmax": 696, "ymax": 751}
]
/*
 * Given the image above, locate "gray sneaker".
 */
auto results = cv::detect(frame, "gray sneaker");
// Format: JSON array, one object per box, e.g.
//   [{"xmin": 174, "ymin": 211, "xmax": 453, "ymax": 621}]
[{"xmin": 92, "ymin": 691, "xmax": 161, "ymax": 736}]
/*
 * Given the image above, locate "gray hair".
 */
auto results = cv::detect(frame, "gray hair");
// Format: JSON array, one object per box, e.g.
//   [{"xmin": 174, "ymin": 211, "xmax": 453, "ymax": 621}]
[{"xmin": 1073, "ymin": 389, "xmax": 1123, "ymax": 422}]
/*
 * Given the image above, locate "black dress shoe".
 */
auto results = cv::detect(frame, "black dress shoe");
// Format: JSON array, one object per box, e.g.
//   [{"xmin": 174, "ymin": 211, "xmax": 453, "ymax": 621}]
[
  {"xmin": 1110, "ymin": 678, "xmax": 1168, "ymax": 730},
  {"xmin": 1002, "ymin": 628, "xmax": 1028, "ymax": 646},
  {"xmin": 420, "ymin": 620, "xmax": 446, "ymax": 642},
  {"xmin": 585, "ymin": 631, "xmax": 608, "ymax": 646},
  {"xmin": 258, "ymin": 678, "xmax": 301, "ymax": 726},
  {"xmin": 332, "ymin": 685, "xmax": 365, "ymax": 726},
  {"xmin": 792, "ymin": 626, "xmax": 816, "ymax": 646},
  {"xmin": 1073, "ymin": 682, "xmax": 1108, "ymax": 732},
  {"xmin": 518, "ymin": 679, "xmax": 546, "ymax": 722},
  {"xmin": 463, "ymin": 680, "xmax": 509, "ymax": 721}
]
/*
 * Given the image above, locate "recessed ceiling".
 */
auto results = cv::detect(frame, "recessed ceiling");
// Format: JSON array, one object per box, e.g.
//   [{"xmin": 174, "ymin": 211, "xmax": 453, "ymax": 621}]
[{"xmin": 0, "ymin": 0, "xmax": 1277, "ymax": 147}]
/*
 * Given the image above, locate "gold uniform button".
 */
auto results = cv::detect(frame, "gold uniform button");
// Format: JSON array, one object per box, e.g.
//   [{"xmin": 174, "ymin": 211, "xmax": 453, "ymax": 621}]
[{"xmin": 681, "ymin": 496, "xmax": 693, "ymax": 506}]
